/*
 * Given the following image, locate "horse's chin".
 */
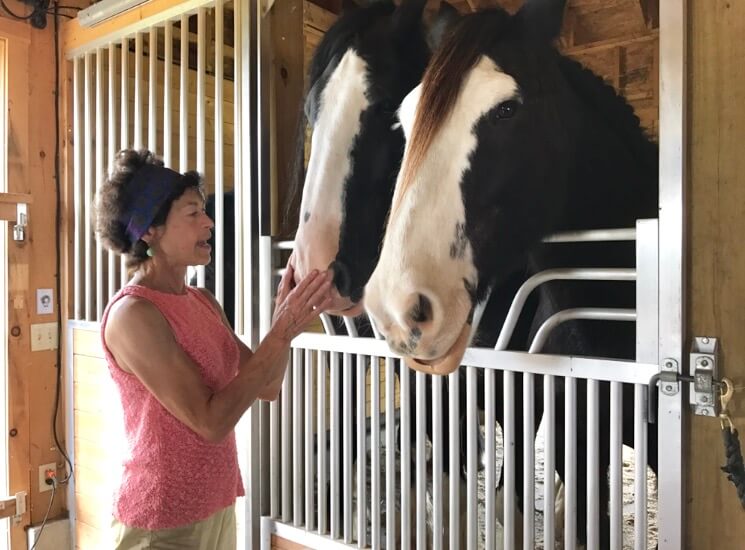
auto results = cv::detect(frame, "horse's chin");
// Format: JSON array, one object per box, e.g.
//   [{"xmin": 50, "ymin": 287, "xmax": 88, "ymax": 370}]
[
  {"xmin": 403, "ymin": 323, "xmax": 471, "ymax": 376},
  {"xmin": 327, "ymin": 300, "xmax": 365, "ymax": 318}
]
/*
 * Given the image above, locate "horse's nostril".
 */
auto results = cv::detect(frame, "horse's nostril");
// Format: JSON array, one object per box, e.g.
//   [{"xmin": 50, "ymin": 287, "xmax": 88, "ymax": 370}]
[
  {"xmin": 410, "ymin": 293, "xmax": 433, "ymax": 324},
  {"xmin": 329, "ymin": 259, "xmax": 352, "ymax": 297}
]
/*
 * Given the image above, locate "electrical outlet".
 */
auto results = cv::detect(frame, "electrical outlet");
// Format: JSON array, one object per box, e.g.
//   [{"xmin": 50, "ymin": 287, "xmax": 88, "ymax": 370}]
[
  {"xmin": 38, "ymin": 463, "xmax": 56, "ymax": 493},
  {"xmin": 30, "ymin": 323, "xmax": 58, "ymax": 352}
]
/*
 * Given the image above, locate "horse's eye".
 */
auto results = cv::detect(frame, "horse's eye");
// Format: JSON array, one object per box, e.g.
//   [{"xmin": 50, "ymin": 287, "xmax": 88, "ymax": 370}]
[{"xmin": 494, "ymin": 100, "xmax": 519, "ymax": 120}]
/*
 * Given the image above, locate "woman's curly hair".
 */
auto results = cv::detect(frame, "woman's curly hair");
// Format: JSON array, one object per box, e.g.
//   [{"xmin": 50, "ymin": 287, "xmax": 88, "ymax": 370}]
[{"xmin": 95, "ymin": 149, "xmax": 205, "ymax": 269}]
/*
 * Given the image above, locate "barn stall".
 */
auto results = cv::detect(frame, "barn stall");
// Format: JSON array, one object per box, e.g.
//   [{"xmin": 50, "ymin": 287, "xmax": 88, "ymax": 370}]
[{"xmin": 0, "ymin": 0, "xmax": 741, "ymax": 549}]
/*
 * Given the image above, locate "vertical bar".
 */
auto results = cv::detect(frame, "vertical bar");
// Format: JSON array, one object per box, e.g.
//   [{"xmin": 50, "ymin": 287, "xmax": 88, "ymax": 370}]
[
  {"xmin": 357, "ymin": 353, "xmax": 367, "ymax": 548},
  {"xmin": 610, "ymin": 382, "xmax": 623, "ymax": 550},
  {"xmin": 281, "ymin": 349, "xmax": 293, "ymax": 523},
  {"xmin": 196, "ymin": 8, "xmax": 206, "ymax": 288},
  {"xmin": 372, "ymin": 358, "xmax": 382, "ymax": 549},
  {"xmin": 448, "ymin": 370, "xmax": 460, "ymax": 550},
  {"xmin": 634, "ymin": 385, "xmax": 648, "ymax": 550},
  {"xmin": 73, "ymin": 56, "xmax": 82, "ymax": 320},
  {"xmin": 107, "ymin": 45, "xmax": 117, "ymax": 300},
  {"xmin": 214, "ymin": 0, "xmax": 225, "ymax": 305},
  {"xmin": 400, "ymin": 362, "xmax": 411, "ymax": 550},
  {"xmin": 385, "ymin": 357, "xmax": 396, "ymax": 550},
  {"xmin": 344, "ymin": 353, "xmax": 354, "ymax": 543},
  {"xmin": 148, "ymin": 27, "xmax": 157, "ymax": 152},
  {"xmin": 415, "ymin": 371, "xmax": 426, "ymax": 550},
  {"xmin": 318, "ymin": 351, "xmax": 328, "ymax": 534},
  {"xmin": 293, "ymin": 348, "xmax": 304, "ymax": 527},
  {"xmin": 432, "ymin": 374, "xmax": 443, "ymax": 550},
  {"xmin": 330, "ymin": 352, "xmax": 341, "ymax": 538},
  {"xmin": 305, "ymin": 349, "xmax": 315, "ymax": 531},
  {"xmin": 543, "ymin": 375, "xmax": 556, "ymax": 550},
  {"xmin": 503, "ymin": 371, "xmax": 516, "ymax": 550},
  {"xmin": 659, "ymin": 1, "xmax": 686, "ymax": 546},
  {"xmin": 636, "ymin": 218, "xmax": 658, "ymax": 549},
  {"xmin": 485, "ymin": 369, "xmax": 496, "ymax": 550},
  {"xmin": 163, "ymin": 21, "xmax": 173, "ymax": 168},
  {"xmin": 95, "ymin": 49, "xmax": 104, "ymax": 320},
  {"xmin": 586, "ymin": 379, "xmax": 600, "ymax": 550},
  {"xmin": 523, "ymin": 373, "xmax": 535, "ymax": 550},
  {"xmin": 119, "ymin": 38, "xmax": 129, "ymax": 287},
  {"xmin": 83, "ymin": 53, "xmax": 93, "ymax": 321},
  {"xmin": 467, "ymin": 367, "xmax": 478, "ymax": 550},
  {"xmin": 564, "ymin": 377, "xmax": 577, "ymax": 550},
  {"xmin": 133, "ymin": 32, "xmax": 143, "ymax": 150},
  {"xmin": 179, "ymin": 14, "xmax": 189, "ymax": 173}
]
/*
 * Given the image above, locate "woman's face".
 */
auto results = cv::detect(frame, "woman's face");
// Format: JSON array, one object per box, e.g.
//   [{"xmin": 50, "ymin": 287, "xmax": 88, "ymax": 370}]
[{"xmin": 150, "ymin": 188, "xmax": 214, "ymax": 266}]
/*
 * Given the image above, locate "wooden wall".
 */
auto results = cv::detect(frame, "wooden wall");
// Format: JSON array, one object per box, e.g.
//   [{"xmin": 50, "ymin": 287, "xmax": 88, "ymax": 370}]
[
  {"xmin": 686, "ymin": 0, "xmax": 745, "ymax": 547},
  {"xmin": 0, "ymin": 2, "xmax": 90, "ymax": 548}
]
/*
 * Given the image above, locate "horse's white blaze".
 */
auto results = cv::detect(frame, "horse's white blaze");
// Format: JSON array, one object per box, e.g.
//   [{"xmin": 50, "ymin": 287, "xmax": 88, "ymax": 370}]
[
  {"xmin": 366, "ymin": 56, "xmax": 519, "ymax": 360},
  {"xmin": 293, "ymin": 50, "xmax": 370, "ymax": 298}
]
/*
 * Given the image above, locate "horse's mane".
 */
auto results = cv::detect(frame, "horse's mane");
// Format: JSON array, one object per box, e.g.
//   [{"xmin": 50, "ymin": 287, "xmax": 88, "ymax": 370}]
[{"xmin": 556, "ymin": 54, "xmax": 659, "ymax": 176}]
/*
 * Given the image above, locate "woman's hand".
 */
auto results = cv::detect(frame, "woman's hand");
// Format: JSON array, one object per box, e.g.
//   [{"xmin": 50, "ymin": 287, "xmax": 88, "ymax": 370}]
[{"xmin": 271, "ymin": 263, "xmax": 333, "ymax": 343}]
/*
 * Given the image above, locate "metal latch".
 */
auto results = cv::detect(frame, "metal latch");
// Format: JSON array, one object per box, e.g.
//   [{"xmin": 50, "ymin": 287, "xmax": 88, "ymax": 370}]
[
  {"xmin": 13, "ymin": 203, "xmax": 27, "ymax": 241},
  {"xmin": 690, "ymin": 336, "xmax": 720, "ymax": 417}
]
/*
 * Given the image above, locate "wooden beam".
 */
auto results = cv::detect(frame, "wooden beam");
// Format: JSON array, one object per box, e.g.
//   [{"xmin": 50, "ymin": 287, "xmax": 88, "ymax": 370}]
[
  {"xmin": 62, "ymin": 0, "xmax": 215, "ymax": 58},
  {"xmin": 0, "ymin": 496, "xmax": 17, "ymax": 520}
]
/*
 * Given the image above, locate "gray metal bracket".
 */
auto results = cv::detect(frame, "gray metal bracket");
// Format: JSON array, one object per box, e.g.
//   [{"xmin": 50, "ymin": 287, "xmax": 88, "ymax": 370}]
[{"xmin": 689, "ymin": 336, "xmax": 720, "ymax": 417}]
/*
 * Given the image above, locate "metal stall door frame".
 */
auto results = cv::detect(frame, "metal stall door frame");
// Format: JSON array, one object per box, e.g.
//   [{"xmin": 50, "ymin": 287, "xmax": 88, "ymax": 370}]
[
  {"xmin": 256, "ymin": 0, "xmax": 687, "ymax": 549},
  {"xmin": 64, "ymin": 1, "xmax": 266, "ymax": 548}
]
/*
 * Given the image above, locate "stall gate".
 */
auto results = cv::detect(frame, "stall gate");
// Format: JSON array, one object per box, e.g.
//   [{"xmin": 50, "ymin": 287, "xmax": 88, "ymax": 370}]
[{"xmin": 64, "ymin": 1, "xmax": 686, "ymax": 549}]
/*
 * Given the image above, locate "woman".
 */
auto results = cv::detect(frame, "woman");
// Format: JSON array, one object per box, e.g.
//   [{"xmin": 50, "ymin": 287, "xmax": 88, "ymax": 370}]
[{"xmin": 95, "ymin": 149, "xmax": 332, "ymax": 549}]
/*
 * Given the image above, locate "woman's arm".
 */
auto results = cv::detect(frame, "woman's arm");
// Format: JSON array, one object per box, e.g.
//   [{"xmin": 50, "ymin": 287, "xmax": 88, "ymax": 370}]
[{"xmin": 105, "ymin": 269, "xmax": 332, "ymax": 442}]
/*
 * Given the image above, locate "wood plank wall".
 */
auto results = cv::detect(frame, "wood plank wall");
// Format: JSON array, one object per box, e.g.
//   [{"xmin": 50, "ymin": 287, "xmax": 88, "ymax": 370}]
[{"xmin": 686, "ymin": 0, "xmax": 745, "ymax": 547}]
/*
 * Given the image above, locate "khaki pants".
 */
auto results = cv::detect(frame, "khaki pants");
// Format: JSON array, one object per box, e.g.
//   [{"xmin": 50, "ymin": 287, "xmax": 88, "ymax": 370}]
[{"xmin": 112, "ymin": 505, "xmax": 236, "ymax": 550}]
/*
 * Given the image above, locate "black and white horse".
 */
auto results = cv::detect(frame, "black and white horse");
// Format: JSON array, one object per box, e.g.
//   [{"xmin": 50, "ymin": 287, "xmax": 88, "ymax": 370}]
[{"xmin": 365, "ymin": 1, "xmax": 659, "ymax": 548}]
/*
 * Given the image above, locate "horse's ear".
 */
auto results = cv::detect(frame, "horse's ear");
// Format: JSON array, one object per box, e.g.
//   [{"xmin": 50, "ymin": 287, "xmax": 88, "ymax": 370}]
[
  {"xmin": 427, "ymin": 2, "xmax": 460, "ymax": 51},
  {"xmin": 393, "ymin": 0, "xmax": 427, "ymax": 32},
  {"xmin": 517, "ymin": 0, "xmax": 567, "ymax": 43}
]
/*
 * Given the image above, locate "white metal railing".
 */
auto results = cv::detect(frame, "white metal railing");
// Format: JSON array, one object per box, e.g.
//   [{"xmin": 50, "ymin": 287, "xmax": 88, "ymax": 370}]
[{"xmin": 260, "ymin": 219, "xmax": 661, "ymax": 549}]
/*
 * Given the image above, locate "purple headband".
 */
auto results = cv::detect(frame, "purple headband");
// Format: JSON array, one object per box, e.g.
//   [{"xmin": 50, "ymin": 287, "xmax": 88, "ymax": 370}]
[{"xmin": 122, "ymin": 164, "xmax": 183, "ymax": 245}]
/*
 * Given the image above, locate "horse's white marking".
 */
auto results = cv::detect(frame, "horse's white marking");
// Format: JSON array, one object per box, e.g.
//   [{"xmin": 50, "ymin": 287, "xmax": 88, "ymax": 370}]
[
  {"xmin": 293, "ymin": 49, "xmax": 370, "ymax": 283},
  {"xmin": 366, "ymin": 56, "xmax": 519, "ymax": 359}
]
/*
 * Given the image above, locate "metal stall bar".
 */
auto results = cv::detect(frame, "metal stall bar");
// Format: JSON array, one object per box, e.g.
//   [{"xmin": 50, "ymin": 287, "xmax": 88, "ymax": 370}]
[
  {"xmin": 448, "ymin": 370, "xmax": 460, "ymax": 550},
  {"xmin": 344, "ymin": 353, "xmax": 355, "ymax": 543},
  {"xmin": 195, "ymin": 7, "xmax": 206, "ymax": 288},
  {"xmin": 415, "ymin": 371, "xmax": 426, "ymax": 550},
  {"xmin": 543, "ymin": 374, "xmax": 556, "ymax": 549},
  {"xmin": 386, "ymin": 356, "xmax": 396, "ymax": 550},
  {"xmin": 148, "ymin": 27, "xmax": 157, "ymax": 152},
  {"xmin": 83, "ymin": 53, "xmax": 93, "ymax": 320},
  {"xmin": 73, "ymin": 56, "xmax": 82, "ymax": 319},
  {"xmin": 586, "ymin": 379, "xmax": 600, "ymax": 549},
  {"xmin": 214, "ymin": 0, "xmax": 225, "ymax": 306},
  {"xmin": 107, "ymin": 44, "xmax": 117, "ymax": 300},
  {"xmin": 95, "ymin": 48, "xmax": 104, "ymax": 319},
  {"xmin": 305, "ymin": 348, "xmax": 315, "ymax": 531},
  {"xmin": 330, "ymin": 350, "xmax": 341, "ymax": 538},
  {"xmin": 484, "ymin": 369, "xmax": 496, "ymax": 550},
  {"xmin": 119, "ymin": 37, "xmax": 129, "ymax": 286},
  {"xmin": 523, "ymin": 372, "xmax": 535, "ymax": 550},
  {"xmin": 432, "ymin": 373, "xmax": 443, "ymax": 550},
  {"xmin": 133, "ymin": 32, "xmax": 143, "ymax": 150},
  {"xmin": 318, "ymin": 350, "xmax": 328, "ymax": 534},
  {"xmin": 635, "ymin": 218, "xmax": 658, "ymax": 549},
  {"xmin": 564, "ymin": 377, "xmax": 577, "ymax": 550},
  {"xmin": 372, "ymin": 357, "xmax": 382, "ymax": 548},
  {"xmin": 503, "ymin": 370, "xmax": 516, "ymax": 550},
  {"xmin": 293, "ymin": 348, "xmax": 304, "ymax": 527},
  {"xmin": 357, "ymin": 350, "xmax": 367, "ymax": 548},
  {"xmin": 466, "ymin": 366, "xmax": 478, "ymax": 550},
  {"xmin": 400, "ymin": 361, "xmax": 411, "ymax": 550},
  {"xmin": 179, "ymin": 14, "xmax": 189, "ymax": 173},
  {"xmin": 610, "ymin": 382, "xmax": 623, "ymax": 550},
  {"xmin": 163, "ymin": 21, "xmax": 173, "ymax": 168}
]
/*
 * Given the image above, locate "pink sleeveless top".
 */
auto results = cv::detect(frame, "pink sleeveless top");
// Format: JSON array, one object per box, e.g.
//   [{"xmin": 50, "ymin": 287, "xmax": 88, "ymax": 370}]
[{"xmin": 101, "ymin": 285, "xmax": 245, "ymax": 530}]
